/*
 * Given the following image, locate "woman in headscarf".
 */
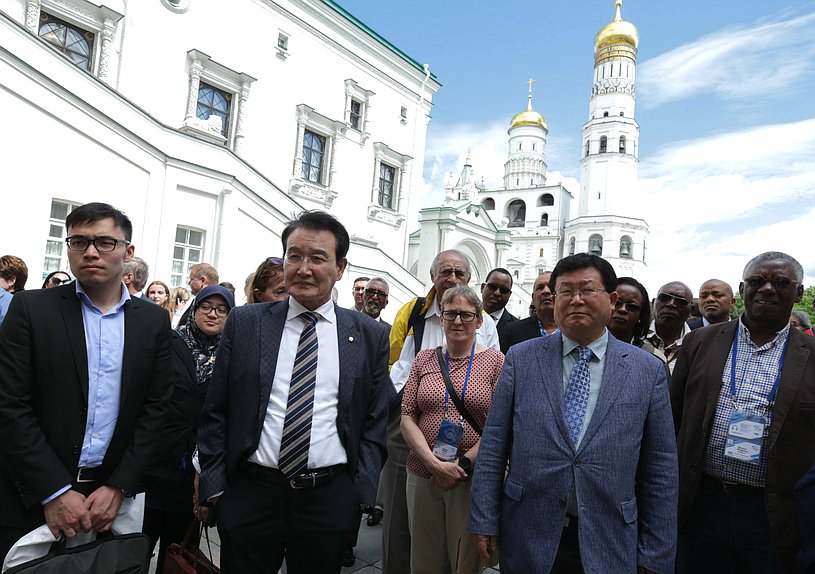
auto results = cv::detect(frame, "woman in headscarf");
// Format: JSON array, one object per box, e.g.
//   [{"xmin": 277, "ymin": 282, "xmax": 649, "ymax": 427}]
[{"xmin": 142, "ymin": 285, "xmax": 235, "ymax": 571}]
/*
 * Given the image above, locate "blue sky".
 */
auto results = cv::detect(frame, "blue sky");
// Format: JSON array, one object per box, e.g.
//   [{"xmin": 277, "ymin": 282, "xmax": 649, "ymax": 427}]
[{"xmin": 339, "ymin": 0, "xmax": 815, "ymax": 294}]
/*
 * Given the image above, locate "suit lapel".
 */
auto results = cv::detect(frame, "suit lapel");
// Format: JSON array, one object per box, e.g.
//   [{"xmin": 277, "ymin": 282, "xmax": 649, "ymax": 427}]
[
  {"xmin": 335, "ymin": 306, "xmax": 358, "ymax": 418},
  {"xmin": 535, "ymin": 334, "xmax": 571, "ymax": 446},
  {"xmin": 578, "ymin": 336, "xmax": 627, "ymax": 452},
  {"xmin": 769, "ymin": 330, "xmax": 809, "ymax": 449},
  {"xmin": 121, "ymin": 299, "xmax": 139, "ymax": 402},
  {"xmin": 59, "ymin": 290, "xmax": 90, "ymax": 404},
  {"xmin": 703, "ymin": 322, "xmax": 738, "ymax": 429},
  {"xmin": 258, "ymin": 301, "xmax": 288, "ymax": 430}
]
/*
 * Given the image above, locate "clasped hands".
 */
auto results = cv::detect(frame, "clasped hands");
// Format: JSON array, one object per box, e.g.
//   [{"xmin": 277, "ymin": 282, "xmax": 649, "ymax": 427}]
[
  {"xmin": 429, "ymin": 457, "xmax": 468, "ymax": 490},
  {"xmin": 43, "ymin": 486, "xmax": 124, "ymax": 539}
]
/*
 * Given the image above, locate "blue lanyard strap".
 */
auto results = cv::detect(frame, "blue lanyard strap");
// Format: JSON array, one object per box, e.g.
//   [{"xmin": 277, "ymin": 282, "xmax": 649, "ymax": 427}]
[
  {"xmin": 729, "ymin": 328, "xmax": 790, "ymax": 407},
  {"xmin": 444, "ymin": 341, "xmax": 476, "ymax": 419},
  {"xmin": 537, "ymin": 319, "xmax": 559, "ymax": 337}
]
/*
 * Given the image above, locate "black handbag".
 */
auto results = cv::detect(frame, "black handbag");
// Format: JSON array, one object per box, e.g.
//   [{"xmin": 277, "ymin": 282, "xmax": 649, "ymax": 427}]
[{"xmin": 4, "ymin": 532, "xmax": 150, "ymax": 574}]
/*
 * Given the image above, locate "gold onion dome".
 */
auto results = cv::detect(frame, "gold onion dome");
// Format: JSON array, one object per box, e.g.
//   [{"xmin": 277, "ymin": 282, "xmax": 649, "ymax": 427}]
[
  {"xmin": 510, "ymin": 82, "xmax": 547, "ymax": 129},
  {"xmin": 594, "ymin": 0, "xmax": 639, "ymax": 52}
]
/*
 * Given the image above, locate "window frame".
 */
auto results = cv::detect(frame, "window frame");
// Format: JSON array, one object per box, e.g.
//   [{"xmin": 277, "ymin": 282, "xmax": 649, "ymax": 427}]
[
  {"xmin": 344, "ymin": 79, "xmax": 374, "ymax": 143},
  {"xmin": 43, "ymin": 199, "xmax": 82, "ymax": 279},
  {"xmin": 170, "ymin": 225, "xmax": 206, "ymax": 288}
]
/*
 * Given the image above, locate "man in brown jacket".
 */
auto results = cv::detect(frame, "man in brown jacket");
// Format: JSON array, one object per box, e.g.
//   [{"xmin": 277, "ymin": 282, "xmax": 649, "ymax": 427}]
[{"xmin": 671, "ymin": 251, "xmax": 815, "ymax": 573}]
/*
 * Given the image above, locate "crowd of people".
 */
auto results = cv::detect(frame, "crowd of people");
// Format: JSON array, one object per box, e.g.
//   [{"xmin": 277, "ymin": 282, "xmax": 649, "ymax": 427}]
[{"xmin": 1, "ymin": 201, "xmax": 814, "ymax": 574}]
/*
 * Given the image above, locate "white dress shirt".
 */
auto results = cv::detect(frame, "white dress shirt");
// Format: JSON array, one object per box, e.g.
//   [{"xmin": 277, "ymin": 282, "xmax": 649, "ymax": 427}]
[
  {"xmin": 249, "ymin": 297, "xmax": 347, "ymax": 469},
  {"xmin": 489, "ymin": 307, "xmax": 505, "ymax": 323}
]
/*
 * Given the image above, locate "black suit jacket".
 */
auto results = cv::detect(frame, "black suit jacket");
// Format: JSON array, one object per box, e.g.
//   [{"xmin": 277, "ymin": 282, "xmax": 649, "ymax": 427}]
[
  {"xmin": 198, "ymin": 299, "xmax": 389, "ymax": 506},
  {"xmin": 0, "ymin": 284, "xmax": 173, "ymax": 530},
  {"xmin": 495, "ymin": 309, "xmax": 518, "ymax": 351},
  {"xmin": 671, "ymin": 321, "xmax": 815, "ymax": 571},
  {"xmin": 687, "ymin": 317, "xmax": 703, "ymax": 330},
  {"xmin": 501, "ymin": 315, "xmax": 544, "ymax": 354}
]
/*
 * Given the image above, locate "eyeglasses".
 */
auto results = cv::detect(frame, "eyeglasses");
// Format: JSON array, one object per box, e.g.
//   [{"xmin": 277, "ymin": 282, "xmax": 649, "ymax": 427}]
[
  {"xmin": 743, "ymin": 275, "xmax": 797, "ymax": 291},
  {"xmin": 365, "ymin": 288, "xmax": 388, "ymax": 298},
  {"xmin": 656, "ymin": 293, "xmax": 691, "ymax": 307},
  {"xmin": 266, "ymin": 257, "xmax": 283, "ymax": 266},
  {"xmin": 48, "ymin": 276, "xmax": 71, "ymax": 285},
  {"xmin": 65, "ymin": 236, "xmax": 129, "ymax": 252},
  {"xmin": 483, "ymin": 282, "xmax": 511, "ymax": 295},
  {"xmin": 554, "ymin": 288, "xmax": 606, "ymax": 300},
  {"xmin": 354, "ymin": 286, "xmax": 367, "ymax": 293},
  {"xmin": 441, "ymin": 310, "xmax": 478, "ymax": 322},
  {"xmin": 437, "ymin": 267, "xmax": 468, "ymax": 279},
  {"xmin": 284, "ymin": 253, "xmax": 333, "ymax": 267},
  {"xmin": 197, "ymin": 303, "xmax": 229, "ymax": 317},
  {"xmin": 614, "ymin": 300, "xmax": 642, "ymax": 313}
]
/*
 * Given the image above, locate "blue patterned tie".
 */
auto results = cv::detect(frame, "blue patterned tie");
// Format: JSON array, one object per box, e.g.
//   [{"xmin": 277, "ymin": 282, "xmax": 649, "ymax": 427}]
[
  {"xmin": 564, "ymin": 346, "xmax": 593, "ymax": 447},
  {"xmin": 278, "ymin": 311, "xmax": 320, "ymax": 479}
]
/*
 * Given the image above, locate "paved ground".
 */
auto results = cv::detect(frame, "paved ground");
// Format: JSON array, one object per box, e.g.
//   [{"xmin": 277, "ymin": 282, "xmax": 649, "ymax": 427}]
[{"xmin": 149, "ymin": 515, "xmax": 500, "ymax": 572}]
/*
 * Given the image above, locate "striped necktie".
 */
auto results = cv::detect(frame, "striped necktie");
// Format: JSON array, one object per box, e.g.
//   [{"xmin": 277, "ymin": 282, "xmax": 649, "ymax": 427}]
[
  {"xmin": 564, "ymin": 346, "xmax": 593, "ymax": 447},
  {"xmin": 278, "ymin": 311, "xmax": 320, "ymax": 479}
]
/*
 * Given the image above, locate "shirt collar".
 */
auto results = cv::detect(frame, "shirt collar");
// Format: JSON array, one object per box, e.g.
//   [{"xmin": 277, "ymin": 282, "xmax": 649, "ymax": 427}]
[
  {"xmin": 737, "ymin": 314, "xmax": 791, "ymax": 350},
  {"xmin": 75, "ymin": 281, "xmax": 130, "ymax": 314},
  {"xmin": 425, "ymin": 296, "xmax": 441, "ymax": 318},
  {"xmin": 561, "ymin": 329, "xmax": 609, "ymax": 360},
  {"xmin": 647, "ymin": 320, "xmax": 691, "ymax": 348},
  {"xmin": 287, "ymin": 295, "xmax": 336, "ymax": 324},
  {"xmin": 489, "ymin": 308, "xmax": 505, "ymax": 322}
]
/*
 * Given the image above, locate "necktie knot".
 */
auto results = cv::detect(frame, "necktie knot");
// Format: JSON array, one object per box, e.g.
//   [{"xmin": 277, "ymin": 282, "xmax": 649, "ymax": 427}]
[
  {"xmin": 577, "ymin": 346, "xmax": 592, "ymax": 363},
  {"xmin": 300, "ymin": 311, "xmax": 320, "ymax": 326}
]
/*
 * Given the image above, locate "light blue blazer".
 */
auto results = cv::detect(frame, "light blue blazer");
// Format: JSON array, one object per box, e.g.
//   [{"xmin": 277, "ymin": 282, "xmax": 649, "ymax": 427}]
[{"xmin": 468, "ymin": 333, "xmax": 678, "ymax": 573}]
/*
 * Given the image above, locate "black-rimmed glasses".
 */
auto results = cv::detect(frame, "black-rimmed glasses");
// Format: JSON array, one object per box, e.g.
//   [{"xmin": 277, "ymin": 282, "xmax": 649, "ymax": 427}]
[
  {"xmin": 742, "ymin": 275, "xmax": 797, "ymax": 291},
  {"xmin": 614, "ymin": 300, "xmax": 642, "ymax": 313},
  {"xmin": 441, "ymin": 310, "xmax": 478, "ymax": 322},
  {"xmin": 65, "ymin": 236, "xmax": 129, "ymax": 252},
  {"xmin": 483, "ymin": 282, "xmax": 511, "ymax": 295},
  {"xmin": 656, "ymin": 293, "xmax": 691, "ymax": 307},
  {"xmin": 197, "ymin": 303, "xmax": 229, "ymax": 317},
  {"xmin": 48, "ymin": 276, "xmax": 71, "ymax": 285},
  {"xmin": 365, "ymin": 288, "xmax": 388, "ymax": 298}
]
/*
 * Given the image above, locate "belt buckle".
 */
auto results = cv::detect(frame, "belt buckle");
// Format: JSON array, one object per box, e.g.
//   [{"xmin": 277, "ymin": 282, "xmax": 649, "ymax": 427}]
[
  {"xmin": 76, "ymin": 467, "xmax": 97, "ymax": 483},
  {"xmin": 290, "ymin": 472, "xmax": 317, "ymax": 490}
]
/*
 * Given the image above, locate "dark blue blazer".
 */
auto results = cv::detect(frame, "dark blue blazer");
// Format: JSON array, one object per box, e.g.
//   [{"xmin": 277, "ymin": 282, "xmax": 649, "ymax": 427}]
[{"xmin": 198, "ymin": 299, "xmax": 390, "ymax": 506}]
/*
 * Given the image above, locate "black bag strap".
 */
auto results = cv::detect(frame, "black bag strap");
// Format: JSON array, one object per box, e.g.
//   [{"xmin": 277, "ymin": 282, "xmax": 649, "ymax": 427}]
[
  {"xmin": 435, "ymin": 346, "xmax": 482, "ymax": 436},
  {"xmin": 408, "ymin": 297, "xmax": 426, "ymax": 356}
]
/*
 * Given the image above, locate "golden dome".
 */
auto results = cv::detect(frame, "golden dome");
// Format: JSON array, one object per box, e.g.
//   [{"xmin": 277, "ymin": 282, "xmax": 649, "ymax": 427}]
[
  {"xmin": 510, "ymin": 80, "xmax": 547, "ymax": 129},
  {"xmin": 594, "ymin": 0, "xmax": 639, "ymax": 52}
]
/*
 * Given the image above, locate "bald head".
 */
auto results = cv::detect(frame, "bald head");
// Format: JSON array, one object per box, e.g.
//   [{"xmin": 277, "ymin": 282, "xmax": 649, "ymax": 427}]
[{"xmin": 698, "ymin": 279, "xmax": 735, "ymax": 324}]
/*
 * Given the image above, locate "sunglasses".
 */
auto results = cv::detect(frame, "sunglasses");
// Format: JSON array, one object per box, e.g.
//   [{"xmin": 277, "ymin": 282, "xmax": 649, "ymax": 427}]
[
  {"xmin": 742, "ymin": 275, "xmax": 797, "ymax": 291},
  {"xmin": 483, "ymin": 282, "xmax": 511, "ymax": 295},
  {"xmin": 266, "ymin": 257, "xmax": 284, "ymax": 266},
  {"xmin": 365, "ymin": 288, "xmax": 388, "ymax": 298},
  {"xmin": 614, "ymin": 300, "xmax": 642, "ymax": 313},
  {"xmin": 48, "ymin": 276, "xmax": 71, "ymax": 285},
  {"xmin": 656, "ymin": 293, "xmax": 691, "ymax": 307}
]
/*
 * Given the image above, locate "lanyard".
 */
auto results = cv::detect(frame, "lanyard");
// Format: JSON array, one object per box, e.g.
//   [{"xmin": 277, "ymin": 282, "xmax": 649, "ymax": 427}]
[
  {"xmin": 537, "ymin": 319, "xmax": 559, "ymax": 337},
  {"xmin": 729, "ymin": 328, "xmax": 790, "ymax": 407},
  {"xmin": 444, "ymin": 341, "xmax": 476, "ymax": 419}
]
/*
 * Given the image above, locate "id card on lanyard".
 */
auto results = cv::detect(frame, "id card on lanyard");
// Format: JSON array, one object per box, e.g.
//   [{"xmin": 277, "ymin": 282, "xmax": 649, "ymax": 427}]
[
  {"xmin": 432, "ymin": 342, "xmax": 475, "ymax": 462},
  {"xmin": 724, "ymin": 331, "xmax": 789, "ymax": 465}
]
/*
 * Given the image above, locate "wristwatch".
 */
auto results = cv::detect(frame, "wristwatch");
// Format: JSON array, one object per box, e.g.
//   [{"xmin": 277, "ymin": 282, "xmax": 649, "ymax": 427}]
[{"xmin": 458, "ymin": 456, "xmax": 473, "ymax": 477}]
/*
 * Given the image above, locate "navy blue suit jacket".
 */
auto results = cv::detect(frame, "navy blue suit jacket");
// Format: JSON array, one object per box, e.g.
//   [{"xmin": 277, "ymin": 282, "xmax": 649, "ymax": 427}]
[{"xmin": 198, "ymin": 299, "xmax": 389, "ymax": 506}]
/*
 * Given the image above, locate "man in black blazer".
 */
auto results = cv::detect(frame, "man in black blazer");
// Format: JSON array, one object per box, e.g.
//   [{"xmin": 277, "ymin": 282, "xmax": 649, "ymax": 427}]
[
  {"xmin": 198, "ymin": 210, "xmax": 389, "ymax": 574},
  {"xmin": 481, "ymin": 268, "xmax": 517, "ymax": 350},
  {"xmin": 501, "ymin": 271, "xmax": 559, "ymax": 354},
  {"xmin": 0, "ymin": 202, "xmax": 173, "ymax": 559},
  {"xmin": 687, "ymin": 278, "xmax": 735, "ymax": 330}
]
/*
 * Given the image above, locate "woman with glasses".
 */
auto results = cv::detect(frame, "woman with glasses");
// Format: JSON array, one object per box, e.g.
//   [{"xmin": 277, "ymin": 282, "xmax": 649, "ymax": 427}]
[
  {"xmin": 608, "ymin": 277, "xmax": 666, "ymax": 362},
  {"xmin": 401, "ymin": 286, "xmax": 504, "ymax": 574},
  {"xmin": 142, "ymin": 285, "xmax": 234, "ymax": 571},
  {"xmin": 41, "ymin": 271, "xmax": 71, "ymax": 289},
  {"xmin": 246, "ymin": 256, "xmax": 287, "ymax": 303}
]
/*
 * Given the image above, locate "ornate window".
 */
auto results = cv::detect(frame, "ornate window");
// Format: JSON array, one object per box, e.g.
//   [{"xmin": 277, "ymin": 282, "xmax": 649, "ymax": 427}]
[
  {"xmin": 619, "ymin": 236, "xmax": 633, "ymax": 259},
  {"xmin": 43, "ymin": 199, "xmax": 81, "ymax": 277},
  {"xmin": 619, "ymin": 135, "xmax": 627, "ymax": 154},
  {"xmin": 589, "ymin": 234, "xmax": 603, "ymax": 255},
  {"xmin": 537, "ymin": 193, "xmax": 554, "ymax": 207},
  {"xmin": 506, "ymin": 200, "xmax": 526, "ymax": 228},
  {"xmin": 181, "ymin": 50, "xmax": 256, "ymax": 151},
  {"xmin": 378, "ymin": 164, "xmax": 395, "ymax": 209},
  {"xmin": 569, "ymin": 237, "xmax": 576, "ymax": 255},
  {"xmin": 38, "ymin": 12, "xmax": 93, "ymax": 71},
  {"xmin": 481, "ymin": 198, "xmax": 495, "ymax": 210},
  {"xmin": 302, "ymin": 130, "xmax": 326, "ymax": 183},
  {"xmin": 349, "ymin": 100, "xmax": 362, "ymax": 130},
  {"xmin": 599, "ymin": 136, "xmax": 607, "ymax": 154},
  {"xmin": 171, "ymin": 226, "xmax": 205, "ymax": 288},
  {"xmin": 540, "ymin": 213, "xmax": 549, "ymax": 227},
  {"xmin": 344, "ymin": 80, "xmax": 374, "ymax": 143}
]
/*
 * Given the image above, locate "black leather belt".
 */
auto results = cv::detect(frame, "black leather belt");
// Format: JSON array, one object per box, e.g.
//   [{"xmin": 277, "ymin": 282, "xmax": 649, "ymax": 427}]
[
  {"xmin": 243, "ymin": 462, "xmax": 345, "ymax": 490},
  {"xmin": 76, "ymin": 467, "xmax": 101, "ymax": 483},
  {"xmin": 703, "ymin": 473, "xmax": 764, "ymax": 496}
]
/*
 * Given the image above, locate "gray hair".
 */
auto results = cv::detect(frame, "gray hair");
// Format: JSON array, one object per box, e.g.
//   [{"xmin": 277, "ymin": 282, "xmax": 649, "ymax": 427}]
[
  {"xmin": 440, "ymin": 285, "xmax": 483, "ymax": 316},
  {"xmin": 123, "ymin": 257, "xmax": 149, "ymax": 291},
  {"xmin": 743, "ymin": 252, "xmax": 804, "ymax": 282},
  {"xmin": 429, "ymin": 250, "xmax": 471, "ymax": 278},
  {"xmin": 366, "ymin": 276, "xmax": 389, "ymax": 292},
  {"xmin": 792, "ymin": 310, "xmax": 812, "ymax": 329}
]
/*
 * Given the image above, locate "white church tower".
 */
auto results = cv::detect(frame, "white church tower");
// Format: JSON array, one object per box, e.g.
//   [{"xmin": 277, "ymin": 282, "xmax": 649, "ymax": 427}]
[{"xmin": 565, "ymin": 0, "xmax": 648, "ymax": 278}]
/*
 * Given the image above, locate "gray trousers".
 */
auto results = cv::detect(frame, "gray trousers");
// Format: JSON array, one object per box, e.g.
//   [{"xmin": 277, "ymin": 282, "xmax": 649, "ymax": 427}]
[{"xmin": 379, "ymin": 410, "xmax": 411, "ymax": 574}]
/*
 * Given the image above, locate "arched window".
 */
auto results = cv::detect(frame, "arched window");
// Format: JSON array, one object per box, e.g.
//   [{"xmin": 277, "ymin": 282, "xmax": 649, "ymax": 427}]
[
  {"xmin": 38, "ymin": 13, "xmax": 94, "ymax": 71},
  {"xmin": 569, "ymin": 237, "xmax": 576, "ymax": 255},
  {"xmin": 588, "ymin": 234, "xmax": 603, "ymax": 255},
  {"xmin": 620, "ymin": 236, "xmax": 633, "ymax": 259},
  {"xmin": 540, "ymin": 213, "xmax": 549, "ymax": 227},
  {"xmin": 539, "ymin": 248, "xmax": 544, "ymax": 257},
  {"xmin": 481, "ymin": 197, "xmax": 495, "ymax": 211},
  {"xmin": 585, "ymin": 140, "xmax": 590, "ymax": 157},
  {"xmin": 537, "ymin": 193, "xmax": 554, "ymax": 207},
  {"xmin": 619, "ymin": 135, "xmax": 627, "ymax": 154},
  {"xmin": 506, "ymin": 200, "xmax": 526, "ymax": 228},
  {"xmin": 514, "ymin": 270, "xmax": 519, "ymax": 279},
  {"xmin": 599, "ymin": 136, "xmax": 607, "ymax": 154}
]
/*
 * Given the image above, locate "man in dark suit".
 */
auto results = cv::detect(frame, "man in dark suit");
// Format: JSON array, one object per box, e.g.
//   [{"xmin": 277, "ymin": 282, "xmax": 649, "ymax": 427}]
[
  {"xmin": 0, "ymin": 202, "xmax": 173, "ymax": 558},
  {"xmin": 687, "ymin": 278, "xmax": 735, "ymax": 330},
  {"xmin": 481, "ymin": 267, "xmax": 517, "ymax": 349},
  {"xmin": 198, "ymin": 210, "xmax": 389, "ymax": 574},
  {"xmin": 672, "ymin": 251, "xmax": 815, "ymax": 573},
  {"xmin": 501, "ymin": 271, "xmax": 559, "ymax": 354}
]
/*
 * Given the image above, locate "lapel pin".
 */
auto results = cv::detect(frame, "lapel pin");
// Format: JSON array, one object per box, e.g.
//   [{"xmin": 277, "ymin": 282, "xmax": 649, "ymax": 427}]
[{"xmin": 349, "ymin": 336, "xmax": 355, "ymax": 342}]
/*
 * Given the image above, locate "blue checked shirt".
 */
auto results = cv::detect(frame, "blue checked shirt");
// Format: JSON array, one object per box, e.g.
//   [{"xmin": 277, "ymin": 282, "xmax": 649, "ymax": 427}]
[{"xmin": 703, "ymin": 317, "xmax": 791, "ymax": 487}]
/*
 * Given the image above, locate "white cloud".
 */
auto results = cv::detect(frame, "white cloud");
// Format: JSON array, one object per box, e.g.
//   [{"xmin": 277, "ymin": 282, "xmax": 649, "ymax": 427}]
[{"xmin": 638, "ymin": 11, "xmax": 815, "ymax": 108}]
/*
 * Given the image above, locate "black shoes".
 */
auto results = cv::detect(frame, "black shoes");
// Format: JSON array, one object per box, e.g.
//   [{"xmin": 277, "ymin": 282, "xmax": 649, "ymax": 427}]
[
  {"xmin": 366, "ymin": 506, "xmax": 383, "ymax": 526},
  {"xmin": 342, "ymin": 548, "xmax": 356, "ymax": 567}
]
